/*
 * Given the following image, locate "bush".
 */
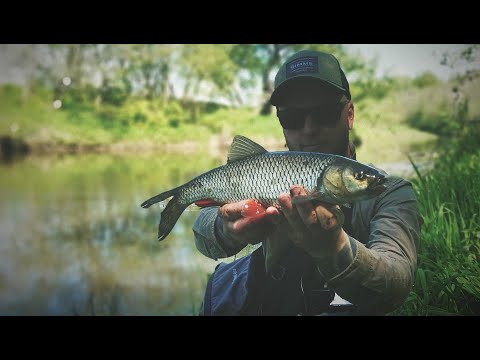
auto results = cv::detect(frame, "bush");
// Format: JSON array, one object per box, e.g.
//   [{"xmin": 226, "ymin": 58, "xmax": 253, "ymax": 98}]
[
  {"xmin": 168, "ymin": 119, "xmax": 180, "ymax": 128},
  {"xmin": 96, "ymin": 105, "xmax": 122, "ymax": 129},
  {"xmin": 164, "ymin": 101, "xmax": 189, "ymax": 125},
  {"xmin": 406, "ymin": 102, "xmax": 460, "ymax": 136},
  {"xmin": 413, "ymin": 72, "xmax": 441, "ymax": 89},
  {"xmin": 101, "ymin": 85, "xmax": 129, "ymax": 106},
  {"xmin": 0, "ymin": 84, "xmax": 23, "ymax": 106},
  {"xmin": 133, "ymin": 112, "xmax": 148, "ymax": 124}
]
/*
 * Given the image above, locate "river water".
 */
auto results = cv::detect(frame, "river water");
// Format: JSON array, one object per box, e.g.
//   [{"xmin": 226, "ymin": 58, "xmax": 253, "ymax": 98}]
[{"xmin": 0, "ymin": 153, "xmax": 227, "ymax": 315}]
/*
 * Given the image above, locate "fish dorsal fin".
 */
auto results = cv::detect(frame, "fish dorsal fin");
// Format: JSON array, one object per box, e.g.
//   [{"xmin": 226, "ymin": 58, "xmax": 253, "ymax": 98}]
[{"xmin": 227, "ymin": 135, "xmax": 267, "ymax": 163}]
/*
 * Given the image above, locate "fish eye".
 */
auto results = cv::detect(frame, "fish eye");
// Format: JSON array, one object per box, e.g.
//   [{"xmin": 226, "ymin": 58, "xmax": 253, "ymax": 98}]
[{"xmin": 354, "ymin": 171, "xmax": 365, "ymax": 180}]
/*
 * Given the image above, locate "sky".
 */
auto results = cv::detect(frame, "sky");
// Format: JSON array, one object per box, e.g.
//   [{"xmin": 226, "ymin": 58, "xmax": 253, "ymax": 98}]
[{"xmin": 344, "ymin": 44, "xmax": 479, "ymax": 80}]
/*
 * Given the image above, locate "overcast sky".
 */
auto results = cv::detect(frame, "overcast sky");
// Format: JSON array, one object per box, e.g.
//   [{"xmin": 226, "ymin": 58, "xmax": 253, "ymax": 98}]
[{"xmin": 344, "ymin": 44, "xmax": 479, "ymax": 80}]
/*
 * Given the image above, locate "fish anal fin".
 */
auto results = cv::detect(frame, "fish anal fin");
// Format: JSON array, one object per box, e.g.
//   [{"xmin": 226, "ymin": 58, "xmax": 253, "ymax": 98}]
[{"xmin": 227, "ymin": 135, "xmax": 267, "ymax": 163}]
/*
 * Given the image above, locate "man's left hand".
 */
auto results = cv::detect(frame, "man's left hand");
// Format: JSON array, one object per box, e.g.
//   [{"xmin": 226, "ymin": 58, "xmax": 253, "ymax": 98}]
[{"xmin": 269, "ymin": 185, "xmax": 349, "ymax": 259}]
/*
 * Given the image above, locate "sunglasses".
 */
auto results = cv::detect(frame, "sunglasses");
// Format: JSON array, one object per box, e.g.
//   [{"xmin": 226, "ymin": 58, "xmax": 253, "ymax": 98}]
[{"xmin": 276, "ymin": 99, "xmax": 349, "ymax": 130}]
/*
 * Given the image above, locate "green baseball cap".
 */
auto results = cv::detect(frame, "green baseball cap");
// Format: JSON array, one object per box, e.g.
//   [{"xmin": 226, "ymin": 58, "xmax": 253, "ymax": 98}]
[{"xmin": 270, "ymin": 50, "xmax": 351, "ymax": 106}]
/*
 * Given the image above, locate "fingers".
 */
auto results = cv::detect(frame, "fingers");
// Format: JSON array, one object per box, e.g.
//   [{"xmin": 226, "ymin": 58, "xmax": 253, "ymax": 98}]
[
  {"xmin": 314, "ymin": 202, "xmax": 343, "ymax": 231},
  {"xmin": 229, "ymin": 215, "xmax": 265, "ymax": 233},
  {"xmin": 290, "ymin": 186, "xmax": 318, "ymax": 227},
  {"xmin": 218, "ymin": 200, "xmax": 247, "ymax": 221},
  {"xmin": 278, "ymin": 186, "xmax": 317, "ymax": 228},
  {"xmin": 277, "ymin": 191, "xmax": 302, "ymax": 231},
  {"xmin": 224, "ymin": 215, "xmax": 273, "ymax": 245},
  {"xmin": 276, "ymin": 187, "xmax": 312, "ymax": 245},
  {"xmin": 265, "ymin": 205, "xmax": 281, "ymax": 224},
  {"xmin": 275, "ymin": 186, "xmax": 343, "ymax": 233}
]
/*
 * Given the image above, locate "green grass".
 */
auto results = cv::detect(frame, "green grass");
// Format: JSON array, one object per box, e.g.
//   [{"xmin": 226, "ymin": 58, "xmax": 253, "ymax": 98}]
[{"xmin": 392, "ymin": 142, "xmax": 480, "ymax": 315}]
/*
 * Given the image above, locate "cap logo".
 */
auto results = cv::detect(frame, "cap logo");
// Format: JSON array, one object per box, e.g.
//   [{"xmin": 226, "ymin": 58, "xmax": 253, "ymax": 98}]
[{"xmin": 286, "ymin": 56, "xmax": 318, "ymax": 78}]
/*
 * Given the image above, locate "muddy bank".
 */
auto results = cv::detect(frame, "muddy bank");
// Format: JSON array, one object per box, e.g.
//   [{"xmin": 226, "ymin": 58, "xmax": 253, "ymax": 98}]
[
  {"xmin": 0, "ymin": 135, "xmax": 433, "ymax": 179},
  {"xmin": 0, "ymin": 134, "xmax": 287, "ymax": 161},
  {"xmin": 0, "ymin": 136, "xmax": 30, "ymax": 163}
]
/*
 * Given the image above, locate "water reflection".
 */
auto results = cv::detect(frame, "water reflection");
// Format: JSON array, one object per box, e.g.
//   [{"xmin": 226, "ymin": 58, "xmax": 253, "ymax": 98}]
[{"xmin": 0, "ymin": 153, "xmax": 224, "ymax": 315}]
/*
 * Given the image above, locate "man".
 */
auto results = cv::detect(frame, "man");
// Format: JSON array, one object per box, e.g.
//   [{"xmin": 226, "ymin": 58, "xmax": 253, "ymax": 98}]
[{"xmin": 193, "ymin": 50, "xmax": 422, "ymax": 315}]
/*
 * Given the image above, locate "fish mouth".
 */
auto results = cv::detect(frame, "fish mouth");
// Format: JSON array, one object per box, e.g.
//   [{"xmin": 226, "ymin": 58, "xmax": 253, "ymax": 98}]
[{"xmin": 368, "ymin": 174, "xmax": 387, "ymax": 193}]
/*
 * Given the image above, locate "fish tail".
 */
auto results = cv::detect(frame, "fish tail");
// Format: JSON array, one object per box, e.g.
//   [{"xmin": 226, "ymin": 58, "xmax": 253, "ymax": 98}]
[
  {"xmin": 141, "ymin": 186, "xmax": 190, "ymax": 241},
  {"xmin": 156, "ymin": 196, "xmax": 189, "ymax": 241},
  {"xmin": 140, "ymin": 186, "xmax": 182, "ymax": 208}
]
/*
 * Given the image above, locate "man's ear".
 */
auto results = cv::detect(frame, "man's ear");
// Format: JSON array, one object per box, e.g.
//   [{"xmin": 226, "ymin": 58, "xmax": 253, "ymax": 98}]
[{"xmin": 347, "ymin": 102, "xmax": 354, "ymax": 130}]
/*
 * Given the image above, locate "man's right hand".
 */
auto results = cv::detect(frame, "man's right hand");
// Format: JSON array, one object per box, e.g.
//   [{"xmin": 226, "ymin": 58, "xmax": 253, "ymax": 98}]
[{"xmin": 217, "ymin": 200, "xmax": 280, "ymax": 246}]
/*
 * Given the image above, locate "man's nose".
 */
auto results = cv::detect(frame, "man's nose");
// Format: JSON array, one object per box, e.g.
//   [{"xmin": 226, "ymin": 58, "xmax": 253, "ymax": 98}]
[{"xmin": 302, "ymin": 114, "xmax": 322, "ymax": 132}]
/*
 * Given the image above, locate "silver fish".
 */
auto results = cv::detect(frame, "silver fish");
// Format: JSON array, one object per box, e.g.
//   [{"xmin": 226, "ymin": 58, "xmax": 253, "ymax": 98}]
[{"xmin": 141, "ymin": 135, "xmax": 387, "ymax": 241}]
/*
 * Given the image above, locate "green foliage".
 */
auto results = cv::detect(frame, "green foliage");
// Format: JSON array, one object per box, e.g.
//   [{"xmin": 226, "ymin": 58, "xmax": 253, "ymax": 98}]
[
  {"xmin": 406, "ymin": 103, "xmax": 459, "ymax": 136},
  {"xmin": 393, "ymin": 131, "xmax": 480, "ymax": 315},
  {"xmin": 0, "ymin": 84, "xmax": 23, "ymax": 104},
  {"xmin": 60, "ymin": 85, "xmax": 99, "ymax": 110},
  {"xmin": 164, "ymin": 101, "xmax": 189, "ymax": 125},
  {"xmin": 179, "ymin": 44, "xmax": 238, "ymax": 99},
  {"xmin": 413, "ymin": 71, "xmax": 441, "ymax": 89},
  {"xmin": 100, "ymin": 85, "xmax": 129, "ymax": 106}
]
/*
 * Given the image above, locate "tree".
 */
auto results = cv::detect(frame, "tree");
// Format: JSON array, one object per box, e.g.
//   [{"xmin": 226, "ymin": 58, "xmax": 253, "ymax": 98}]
[
  {"xmin": 178, "ymin": 44, "xmax": 238, "ymax": 102},
  {"xmin": 439, "ymin": 44, "xmax": 480, "ymax": 145},
  {"xmin": 230, "ymin": 44, "xmax": 371, "ymax": 115},
  {"xmin": 121, "ymin": 44, "xmax": 178, "ymax": 102}
]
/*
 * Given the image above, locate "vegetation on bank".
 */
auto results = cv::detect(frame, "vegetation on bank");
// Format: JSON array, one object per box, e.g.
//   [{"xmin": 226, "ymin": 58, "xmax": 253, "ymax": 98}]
[
  {"xmin": 393, "ymin": 131, "xmax": 480, "ymax": 315},
  {"xmin": 4, "ymin": 73, "xmax": 480, "ymax": 163}
]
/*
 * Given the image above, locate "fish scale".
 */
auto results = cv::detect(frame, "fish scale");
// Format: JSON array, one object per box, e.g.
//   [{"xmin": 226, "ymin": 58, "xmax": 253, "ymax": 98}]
[{"xmin": 179, "ymin": 152, "xmax": 335, "ymax": 208}]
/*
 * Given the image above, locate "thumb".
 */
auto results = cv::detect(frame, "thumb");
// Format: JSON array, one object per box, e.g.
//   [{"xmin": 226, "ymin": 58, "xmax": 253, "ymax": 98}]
[{"xmin": 266, "ymin": 206, "xmax": 282, "ymax": 225}]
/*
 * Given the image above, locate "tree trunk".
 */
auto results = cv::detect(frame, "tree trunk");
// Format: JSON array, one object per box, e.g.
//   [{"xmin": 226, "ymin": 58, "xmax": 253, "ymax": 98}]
[
  {"xmin": 160, "ymin": 63, "xmax": 170, "ymax": 105},
  {"xmin": 259, "ymin": 44, "xmax": 282, "ymax": 116},
  {"xmin": 260, "ymin": 67, "xmax": 273, "ymax": 115}
]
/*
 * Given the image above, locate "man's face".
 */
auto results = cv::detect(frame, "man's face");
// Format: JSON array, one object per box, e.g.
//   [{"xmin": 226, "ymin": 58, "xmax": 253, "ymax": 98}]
[{"xmin": 275, "ymin": 83, "xmax": 354, "ymax": 156}]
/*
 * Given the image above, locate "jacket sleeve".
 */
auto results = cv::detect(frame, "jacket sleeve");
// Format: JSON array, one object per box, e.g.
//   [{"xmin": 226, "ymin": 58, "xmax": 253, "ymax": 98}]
[
  {"xmin": 315, "ymin": 179, "xmax": 422, "ymax": 315},
  {"xmin": 192, "ymin": 207, "xmax": 247, "ymax": 260}
]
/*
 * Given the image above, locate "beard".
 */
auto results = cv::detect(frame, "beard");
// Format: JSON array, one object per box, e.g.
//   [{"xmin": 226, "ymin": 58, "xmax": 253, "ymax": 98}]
[{"xmin": 285, "ymin": 124, "xmax": 350, "ymax": 156}]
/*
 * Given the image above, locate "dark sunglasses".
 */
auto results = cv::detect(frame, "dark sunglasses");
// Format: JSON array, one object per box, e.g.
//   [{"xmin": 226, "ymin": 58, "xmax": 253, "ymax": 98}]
[{"xmin": 276, "ymin": 99, "xmax": 349, "ymax": 130}]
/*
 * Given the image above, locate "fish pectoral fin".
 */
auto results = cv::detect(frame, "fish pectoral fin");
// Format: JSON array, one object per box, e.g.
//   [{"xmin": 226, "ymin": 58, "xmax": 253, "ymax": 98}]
[
  {"xmin": 291, "ymin": 192, "xmax": 329, "ymax": 205},
  {"xmin": 291, "ymin": 191, "xmax": 346, "ymax": 207}
]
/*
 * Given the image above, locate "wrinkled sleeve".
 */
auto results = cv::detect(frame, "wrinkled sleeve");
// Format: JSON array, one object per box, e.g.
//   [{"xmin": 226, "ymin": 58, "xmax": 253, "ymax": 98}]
[
  {"xmin": 192, "ymin": 207, "xmax": 246, "ymax": 260},
  {"xmin": 317, "ymin": 180, "xmax": 422, "ymax": 315}
]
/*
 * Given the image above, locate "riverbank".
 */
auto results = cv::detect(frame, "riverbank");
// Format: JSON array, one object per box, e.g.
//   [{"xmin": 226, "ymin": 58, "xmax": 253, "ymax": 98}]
[{"xmin": 392, "ymin": 138, "xmax": 480, "ymax": 315}]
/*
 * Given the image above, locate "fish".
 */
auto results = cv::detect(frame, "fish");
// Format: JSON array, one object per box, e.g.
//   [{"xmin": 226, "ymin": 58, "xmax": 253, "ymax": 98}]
[{"xmin": 141, "ymin": 135, "xmax": 387, "ymax": 241}]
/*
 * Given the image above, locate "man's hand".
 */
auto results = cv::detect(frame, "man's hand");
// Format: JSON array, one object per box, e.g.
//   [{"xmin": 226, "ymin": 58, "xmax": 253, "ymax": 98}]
[
  {"xmin": 270, "ymin": 185, "xmax": 349, "ymax": 259},
  {"xmin": 218, "ymin": 200, "xmax": 279, "ymax": 246}
]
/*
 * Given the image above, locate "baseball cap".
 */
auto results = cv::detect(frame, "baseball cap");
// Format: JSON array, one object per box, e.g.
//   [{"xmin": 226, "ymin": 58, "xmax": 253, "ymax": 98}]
[{"xmin": 270, "ymin": 50, "xmax": 351, "ymax": 106}]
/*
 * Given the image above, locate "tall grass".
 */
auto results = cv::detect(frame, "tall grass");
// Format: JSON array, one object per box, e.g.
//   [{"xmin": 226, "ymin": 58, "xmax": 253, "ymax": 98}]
[{"xmin": 393, "ymin": 137, "xmax": 480, "ymax": 315}]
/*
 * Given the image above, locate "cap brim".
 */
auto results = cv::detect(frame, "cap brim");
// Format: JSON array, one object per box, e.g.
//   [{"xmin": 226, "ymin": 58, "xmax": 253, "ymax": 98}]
[{"xmin": 270, "ymin": 76, "xmax": 346, "ymax": 106}]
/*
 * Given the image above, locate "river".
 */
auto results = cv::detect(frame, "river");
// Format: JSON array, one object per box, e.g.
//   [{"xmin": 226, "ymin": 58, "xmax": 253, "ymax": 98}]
[{"xmin": 0, "ymin": 153, "xmax": 227, "ymax": 315}]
